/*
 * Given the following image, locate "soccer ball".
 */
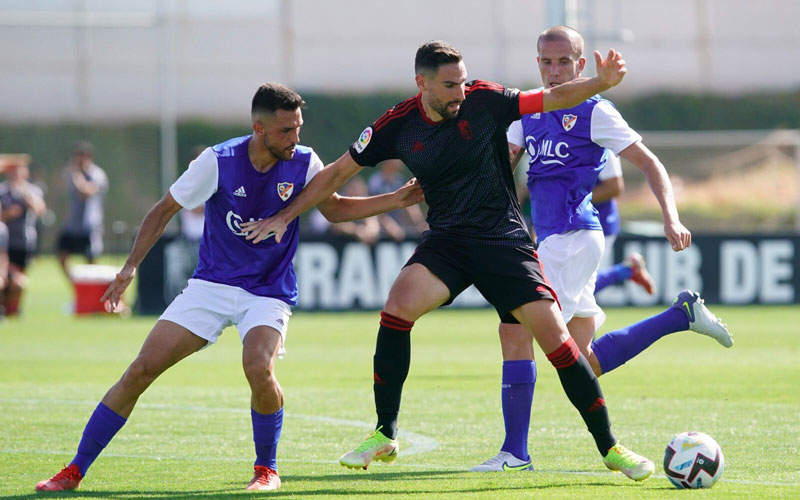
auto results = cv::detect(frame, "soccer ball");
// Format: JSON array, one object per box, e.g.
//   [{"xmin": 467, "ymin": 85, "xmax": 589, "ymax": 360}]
[{"xmin": 663, "ymin": 432, "xmax": 724, "ymax": 489}]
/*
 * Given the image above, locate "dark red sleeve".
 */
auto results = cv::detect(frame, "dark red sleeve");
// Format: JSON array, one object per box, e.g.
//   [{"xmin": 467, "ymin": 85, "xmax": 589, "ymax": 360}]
[{"xmin": 519, "ymin": 90, "xmax": 544, "ymax": 115}]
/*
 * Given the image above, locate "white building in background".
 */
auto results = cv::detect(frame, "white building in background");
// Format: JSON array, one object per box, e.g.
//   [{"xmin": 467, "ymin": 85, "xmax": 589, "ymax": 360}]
[{"xmin": 0, "ymin": 0, "xmax": 798, "ymax": 122}]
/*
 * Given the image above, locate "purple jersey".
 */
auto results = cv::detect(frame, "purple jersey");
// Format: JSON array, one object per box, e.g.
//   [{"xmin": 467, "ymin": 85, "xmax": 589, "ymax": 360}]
[
  {"xmin": 169, "ymin": 136, "xmax": 322, "ymax": 305},
  {"xmin": 507, "ymin": 95, "xmax": 640, "ymax": 243}
]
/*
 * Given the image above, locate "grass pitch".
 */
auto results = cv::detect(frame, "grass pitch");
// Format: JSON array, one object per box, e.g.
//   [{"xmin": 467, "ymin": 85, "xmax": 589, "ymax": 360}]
[{"xmin": 2, "ymin": 258, "xmax": 799, "ymax": 499}]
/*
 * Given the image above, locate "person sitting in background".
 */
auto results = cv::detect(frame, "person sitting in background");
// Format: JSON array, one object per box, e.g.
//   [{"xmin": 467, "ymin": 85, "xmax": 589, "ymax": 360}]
[
  {"xmin": 306, "ymin": 176, "xmax": 382, "ymax": 245},
  {"xmin": 368, "ymin": 159, "xmax": 427, "ymax": 241},
  {"xmin": 0, "ymin": 156, "xmax": 47, "ymax": 316},
  {"xmin": 57, "ymin": 142, "xmax": 108, "ymax": 280}
]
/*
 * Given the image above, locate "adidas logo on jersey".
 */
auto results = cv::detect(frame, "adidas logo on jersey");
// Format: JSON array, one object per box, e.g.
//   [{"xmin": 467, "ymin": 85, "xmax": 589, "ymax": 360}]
[{"xmin": 233, "ymin": 186, "xmax": 247, "ymax": 197}]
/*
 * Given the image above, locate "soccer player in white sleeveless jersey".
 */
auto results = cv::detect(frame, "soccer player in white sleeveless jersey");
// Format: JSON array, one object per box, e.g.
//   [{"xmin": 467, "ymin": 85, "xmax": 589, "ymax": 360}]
[
  {"xmin": 469, "ymin": 26, "xmax": 733, "ymax": 476},
  {"xmin": 34, "ymin": 83, "xmax": 423, "ymax": 492}
]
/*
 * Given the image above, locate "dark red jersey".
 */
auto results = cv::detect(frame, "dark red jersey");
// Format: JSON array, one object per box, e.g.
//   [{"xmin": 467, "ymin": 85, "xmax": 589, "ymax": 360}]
[{"xmin": 349, "ymin": 80, "xmax": 531, "ymax": 246}]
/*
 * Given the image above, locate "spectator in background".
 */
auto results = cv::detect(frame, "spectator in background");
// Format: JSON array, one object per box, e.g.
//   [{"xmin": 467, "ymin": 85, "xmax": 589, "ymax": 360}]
[
  {"xmin": 0, "ymin": 155, "xmax": 47, "ymax": 316},
  {"xmin": 0, "ymin": 198, "xmax": 9, "ymax": 318},
  {"xmin": 307, "ymin": 176, "xmax": 381, "ymax": 245},
  {"xmin": 368, "ymin": 159, "xmax": 427, "ymax": 241},
  {"xmin": 57, "ymin": 142, "xmax": 109, "ymax": 280}
]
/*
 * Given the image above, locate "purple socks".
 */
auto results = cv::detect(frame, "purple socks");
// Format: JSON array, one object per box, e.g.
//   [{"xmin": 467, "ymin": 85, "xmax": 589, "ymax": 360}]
[
  {"xmin": 500, "ymin": 360, "xmax": 536, "ymax": 461},
  {"xmin": 592, "ymin": 307, "xmax": 689, "ymax": 374},
  {"xmin": 71, "ymin": 402, "xmax": 127, "ymax": 476},
  {"xmin": 252, "ymin": 407, "xmax": 283, "ymax": 470},
  {"xmin": 595, "ymin": 263, "xmax": 632, "ymax": 293}
]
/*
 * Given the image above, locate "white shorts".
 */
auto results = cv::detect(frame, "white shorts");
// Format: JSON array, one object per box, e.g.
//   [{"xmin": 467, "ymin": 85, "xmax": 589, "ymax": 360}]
[
  {"xmin": 160, "ymin": 279, "xmax": 292, "ymax": 355},
  {"xmin": 538, "ymin": 230, "xmax": 606, "ymax": 329}
]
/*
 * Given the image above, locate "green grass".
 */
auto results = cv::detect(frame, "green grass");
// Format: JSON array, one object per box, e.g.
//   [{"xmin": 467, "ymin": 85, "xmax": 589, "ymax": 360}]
[{"xmin": 2, "ymin": 258, "xmax": 799, "ymax": 499}]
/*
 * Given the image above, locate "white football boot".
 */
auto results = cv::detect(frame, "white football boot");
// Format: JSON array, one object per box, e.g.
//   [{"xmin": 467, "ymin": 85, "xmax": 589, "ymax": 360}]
[
  {"xmin": 470, "ymin": 451, "xmax": 533, "ymax": 472},
  {"xmin": 672, "ymin": 290, "xmax": 733, "ymax": 348}
]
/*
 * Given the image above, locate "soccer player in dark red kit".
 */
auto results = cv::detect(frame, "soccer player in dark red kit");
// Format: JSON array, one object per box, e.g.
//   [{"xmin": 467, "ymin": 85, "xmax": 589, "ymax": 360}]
[{"xmin": 243, "ymin": 40, "xmax": 655, "ymax": 481}]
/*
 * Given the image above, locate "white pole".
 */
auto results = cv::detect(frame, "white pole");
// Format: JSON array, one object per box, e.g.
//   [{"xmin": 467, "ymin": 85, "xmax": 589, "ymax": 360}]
[{"xmin": 158, "ymin": 0, "xmax": 178, "ymax": 199}]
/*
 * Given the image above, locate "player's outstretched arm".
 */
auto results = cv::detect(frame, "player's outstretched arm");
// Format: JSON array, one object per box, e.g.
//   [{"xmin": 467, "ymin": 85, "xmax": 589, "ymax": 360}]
[
  {"xmin": 317, "ymin": 178, "xmax": 424, "ymax": 223},
  {"xmin": 539, "ymin": 49, "xmax": 626, "ymax": 112},
  {"xmin": 100, "ymin": 192, "xmax": 182, "ymax": 311},
  {"xmin": 618, "ymin": 141, "xmax": 691, "ymax": 251},
  {"xmin": 241, "ymin": 151, "xmax": 363, "ymax": 243}
]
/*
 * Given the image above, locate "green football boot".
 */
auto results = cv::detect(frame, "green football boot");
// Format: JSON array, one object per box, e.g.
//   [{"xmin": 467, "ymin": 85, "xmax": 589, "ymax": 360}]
[
  {"xmin": 339, "ymin": 427, "xmax": 399, "ymax": 470},
  {"xmin": 603, "ymin": 442, "xmax": 655, "ymax": 481}
]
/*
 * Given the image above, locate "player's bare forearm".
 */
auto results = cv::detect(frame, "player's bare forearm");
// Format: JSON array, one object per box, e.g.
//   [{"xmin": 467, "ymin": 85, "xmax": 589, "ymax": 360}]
[
  {"xmin": 122, "ymin": 193, "xmax": 182, "ymax": 271},
  {"xmin": 318, "ymin": 179, "xmax": 423, "ymax": 223},
  {"xmin": 621, "ymin": 143, "xmax": 679, "ymax": 222},
  {"xmin": 284, "ymin": 152, "xmax": 363, "ymax": 222},
  {"xmin": 241, "ymin": 152, "xmax": 364, "ymax": 243},
  {"xmin": 542, "ymin": 76, "xmax": 613, "ymax": 112},
  {"xmin": 621, "ymin": 142, "xmax": 691, "ymax": 250},
  {"xmin": 101, "ymin": 192, "xmax": 182, "ymax": 309}
]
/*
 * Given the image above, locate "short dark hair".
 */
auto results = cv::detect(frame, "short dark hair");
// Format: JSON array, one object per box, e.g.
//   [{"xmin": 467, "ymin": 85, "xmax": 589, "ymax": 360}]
[
  {"xmin": 414, "ymin": 40, "xmax": 462, "ymax": 76},
  {"xmin": 74, "ymin": 141, "xmax": 94, "ymax": 157},
  {"xmin": 251, "ymin": 83, "xmax": 305, "ymax": 120}
]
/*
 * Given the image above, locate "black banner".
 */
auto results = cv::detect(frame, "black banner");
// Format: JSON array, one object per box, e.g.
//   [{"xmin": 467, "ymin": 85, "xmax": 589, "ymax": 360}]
[{"xmin": 136, "ymin": 234, "xmax": 800, "ymax": 315}]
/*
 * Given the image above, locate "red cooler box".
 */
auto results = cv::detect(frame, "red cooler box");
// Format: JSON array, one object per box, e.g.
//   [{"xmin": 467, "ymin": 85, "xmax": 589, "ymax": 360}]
[{"xmin": 70, "ymin": 265, "xmax": 119, "ymax": 314}]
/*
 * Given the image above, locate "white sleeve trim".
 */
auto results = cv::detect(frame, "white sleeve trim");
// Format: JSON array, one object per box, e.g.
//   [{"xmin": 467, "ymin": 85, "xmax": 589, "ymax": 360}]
[
  {"xmin": 598, "ymin": 150, "xmax": 623, "ymax": 181},
  {"xmin": 590, "ymin": 100, "xmax": 642, "ymax": 155},
  {"xmin": 305, "ymin": 150, "xmax": 324, "ymax": 185},
  {"xmin": 506, "ymin": 119, "xmax": 525, "ymax": 147},
  {"xmin": 169, "ymin": 147, "xmax": 218, "ymax": 209}
]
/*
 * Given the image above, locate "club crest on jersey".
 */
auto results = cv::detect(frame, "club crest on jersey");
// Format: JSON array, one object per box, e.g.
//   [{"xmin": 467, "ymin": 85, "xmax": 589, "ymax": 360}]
[
  {"xmin": 277, "ymin": 182, "xmax": 294, "ymax": 201},
  {"xmin": 354, "ymin": 126, "xmax": 373, "ymax": 153},
  {"xmin": 562, "ymin": 114, "xmax": 577, "ymax": 131}
]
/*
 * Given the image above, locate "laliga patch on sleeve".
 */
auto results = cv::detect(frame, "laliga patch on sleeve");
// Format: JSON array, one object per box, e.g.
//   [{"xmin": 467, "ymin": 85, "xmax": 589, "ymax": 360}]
[{"xmin": 354, "ymin": 126, "xmax": 373, "ymax": 154}]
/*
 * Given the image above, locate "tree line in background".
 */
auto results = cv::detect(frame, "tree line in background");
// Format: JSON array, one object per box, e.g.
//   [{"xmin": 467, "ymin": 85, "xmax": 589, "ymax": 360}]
[{"xmin": 0, "ymin": 89, "xmax": 798, "ymax": 253}]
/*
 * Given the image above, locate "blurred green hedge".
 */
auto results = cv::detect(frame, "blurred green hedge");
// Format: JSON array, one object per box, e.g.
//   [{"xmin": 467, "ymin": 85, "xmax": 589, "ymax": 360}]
[{"xmin": 0, "ymin": 89, "xmax": 797, "ymax": 253}]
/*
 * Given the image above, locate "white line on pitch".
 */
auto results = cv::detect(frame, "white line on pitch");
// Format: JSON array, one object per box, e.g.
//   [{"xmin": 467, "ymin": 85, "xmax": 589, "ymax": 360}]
[{"xmin": 0, "ymin": 397, "xmax": 438, "ymax": 457}]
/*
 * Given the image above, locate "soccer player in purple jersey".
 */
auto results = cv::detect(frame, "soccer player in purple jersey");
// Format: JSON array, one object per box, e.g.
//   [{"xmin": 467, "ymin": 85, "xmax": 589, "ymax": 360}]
[
  {"xmin": 472, "ymin": 26, "xmax": 731, "ymax": 474},
  {"xmin": 243, "ymin": 40, "xmax": 659, "ymax": 481},
  {"xmin": 34, "ymin": 83, "xmax": 423, "ymax": 493}
]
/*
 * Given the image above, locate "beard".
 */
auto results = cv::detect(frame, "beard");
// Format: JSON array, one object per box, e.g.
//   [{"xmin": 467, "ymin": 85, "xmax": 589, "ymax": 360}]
[
  {"xmin": 265, "ymin": 138, "xmax": 295, "ymax": 161},
  {"xmin": 430, "ymin": 97, "xmax": 461, "ymax": 121}
]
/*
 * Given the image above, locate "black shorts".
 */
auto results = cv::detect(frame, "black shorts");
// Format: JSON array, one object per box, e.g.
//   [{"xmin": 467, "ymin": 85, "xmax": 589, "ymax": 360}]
[
  {"xmin": 404, "ymin": 237, "xmax": 558, "ymax": 323},
  {"xmin": 8, "ymin": 248, "xmax": 31, "ymax": 270},
  {"xmin": 58, "ymin": 233, "xmax": 91, "ymax": 256}
]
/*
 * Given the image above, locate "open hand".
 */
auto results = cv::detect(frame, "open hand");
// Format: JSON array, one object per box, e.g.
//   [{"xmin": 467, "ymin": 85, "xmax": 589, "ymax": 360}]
[
  {"xmin": 594, "ymin": 49, "xmax": 626, "ymax": 88},
  {"xmin": 100, "ymin": 266, "xmax": 135, "ymax": 313},
  {"xmin": 241, "ymin": 216, "xmax": 286, "ymax": 243}
]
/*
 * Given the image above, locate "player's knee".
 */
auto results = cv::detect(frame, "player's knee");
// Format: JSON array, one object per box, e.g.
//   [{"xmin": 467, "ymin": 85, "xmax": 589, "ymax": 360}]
[
  {"xmin": 383, "ymin": 295, "xmax": 418, "ymax": 322},
  {"xmin": 243, "ymin": 358, "xmax": 275, "ymax": 383},
  {"xmin": 123, "ymin": 358, "xmax": 159, "ymax": 388}
]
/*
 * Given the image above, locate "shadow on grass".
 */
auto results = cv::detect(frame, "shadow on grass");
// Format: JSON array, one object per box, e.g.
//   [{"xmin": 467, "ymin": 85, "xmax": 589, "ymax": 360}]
[{"xmin": 11, "ymin": 470, "xmax": 625, "ymax": 499}]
